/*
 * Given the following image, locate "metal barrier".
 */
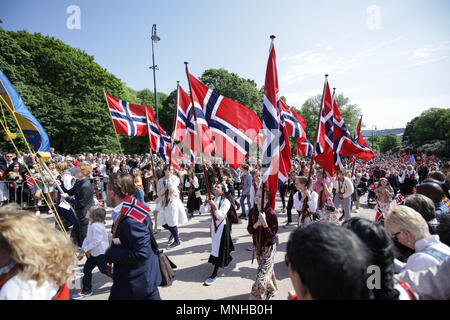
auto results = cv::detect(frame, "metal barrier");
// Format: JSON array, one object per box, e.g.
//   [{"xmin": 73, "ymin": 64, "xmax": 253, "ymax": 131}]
[{"xmin": 0, "ymin": 180, "xmax": 35, "ymax": 210}]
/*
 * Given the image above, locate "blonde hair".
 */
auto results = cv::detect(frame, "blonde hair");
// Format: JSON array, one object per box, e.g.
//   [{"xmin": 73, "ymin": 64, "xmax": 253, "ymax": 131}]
[
  {"xmin": 385, "ymin": 205, "xmax": 430, "ymax": 240},
  {"xmin": 55, "ymin": 161, "xmax": 68, "ymax": 173},
  {"xmin": 0, "ymin": 205, "xmax": 77, "ymax": 287},
  {"xmin": 78, "ymin": 162, "xmax": 93, "ymax": 176}
]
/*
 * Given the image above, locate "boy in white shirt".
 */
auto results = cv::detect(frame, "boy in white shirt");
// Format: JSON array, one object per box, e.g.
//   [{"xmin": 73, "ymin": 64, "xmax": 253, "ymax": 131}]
[{"xmin": 72, "ymin": 206, "xmax": 110, "ymax": 299}]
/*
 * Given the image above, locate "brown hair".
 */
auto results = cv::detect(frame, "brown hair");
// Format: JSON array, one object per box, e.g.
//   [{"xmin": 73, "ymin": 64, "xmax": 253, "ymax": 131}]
[
  {"xmin": 88, "ymin": 205, "xmax": 106, "ymax": 223},
  {"xmin": 107, "ymin": 172, "xmax": 136, "ymax": 199}
]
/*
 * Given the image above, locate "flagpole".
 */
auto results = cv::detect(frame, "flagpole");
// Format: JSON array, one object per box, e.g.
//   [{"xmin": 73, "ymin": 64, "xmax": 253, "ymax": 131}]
[
  {"xmin": 184, "ymin": 62, "xmax": 218, "ymax": 229},
  {"xmin": 299, "ymin": 74, "xmax": 328, "ymax": 225},
  {"xmin": 142, "ymin": 99, "xmax": 158, "ymax": 203},
  {"xmin": 0, "ymin": 98, "xmax": 67, "ymax": 235},
  {"xmin": 103, "ymin": 88, "xmax": 124, "ymax": 157},
  {"xmin": 168, "ymin": 81, "xmax": 180, "ymax": 171}
]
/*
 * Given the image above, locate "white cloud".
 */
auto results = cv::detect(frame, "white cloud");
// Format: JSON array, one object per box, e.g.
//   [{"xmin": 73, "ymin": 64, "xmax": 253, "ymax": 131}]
[{"xmin": 406, "ymin": 40, "xmax": 450, "ymax": 68}]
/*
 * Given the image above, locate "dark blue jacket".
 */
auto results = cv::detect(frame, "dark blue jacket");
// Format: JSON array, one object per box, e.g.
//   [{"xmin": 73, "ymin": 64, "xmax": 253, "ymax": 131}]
[{"xmin": 105, "ymin": 214, "xmax": 161, "ymax": 300}]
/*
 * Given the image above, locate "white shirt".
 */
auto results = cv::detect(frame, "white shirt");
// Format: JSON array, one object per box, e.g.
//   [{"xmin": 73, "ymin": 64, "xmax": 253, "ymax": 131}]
[
  {"xmin": 0, "ymin": 262, "xmax": 59, "ymax": 300},
  {"xmin": 81, "ymin": 221, "xmax": 110, "ymax": 257},
  {"xmin": 395, "ymin": 235, "xmax": 450, "ymax": 274},
  {"xmin": 293, "ymin": 190, "xmax": 319, "ymax": 213},
  {"xmin": 185, "ymin": 176, "xmax": 199, "ymax": 189},
  {"xmin": 332, "ymin": 177, "xmax": 354, "ymax": 199}
]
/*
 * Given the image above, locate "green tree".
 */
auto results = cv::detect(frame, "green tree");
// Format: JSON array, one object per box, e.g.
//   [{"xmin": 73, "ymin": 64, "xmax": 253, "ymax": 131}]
[
  {"xmin": 380, "ymin": 134, "xmax": 401, "ymax": 153},
  {"xmin": 0, "ymin": 28, "xmax": 157, "ymax": 154}
]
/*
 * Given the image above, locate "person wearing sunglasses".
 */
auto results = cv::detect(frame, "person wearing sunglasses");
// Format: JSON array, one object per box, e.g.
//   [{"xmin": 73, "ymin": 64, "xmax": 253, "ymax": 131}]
[{"xmin": 384, "ymin": 205, "xmax": 450, "ymax": 275}]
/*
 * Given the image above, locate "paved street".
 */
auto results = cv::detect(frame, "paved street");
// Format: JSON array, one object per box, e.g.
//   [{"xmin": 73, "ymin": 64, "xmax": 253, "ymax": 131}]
[{"xmin": 42, "ymin": 192, "xmax": 376, "ymax": 300}]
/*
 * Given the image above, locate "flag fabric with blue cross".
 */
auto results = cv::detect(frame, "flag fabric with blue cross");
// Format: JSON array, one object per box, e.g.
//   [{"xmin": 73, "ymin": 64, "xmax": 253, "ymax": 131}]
[{"xmin": 104, "ymin": 92, "xmax": 148, "ymax": 137}]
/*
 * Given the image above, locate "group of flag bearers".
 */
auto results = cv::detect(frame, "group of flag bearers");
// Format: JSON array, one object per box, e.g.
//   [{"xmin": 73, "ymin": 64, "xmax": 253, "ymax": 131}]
[{"xmin": 0, "ymin": 34, "xmax": 377, "ymax": 300}]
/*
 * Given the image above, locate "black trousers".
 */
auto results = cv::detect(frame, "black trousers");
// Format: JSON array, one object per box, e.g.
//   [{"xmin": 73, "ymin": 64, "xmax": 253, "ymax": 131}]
[
  {"xmin": 82, "ymin": 254, "xmax": 108, "ymax": 292},
  {"xmin": 286, "ymin": 196, "xmax": 294, "ymax": 223}
]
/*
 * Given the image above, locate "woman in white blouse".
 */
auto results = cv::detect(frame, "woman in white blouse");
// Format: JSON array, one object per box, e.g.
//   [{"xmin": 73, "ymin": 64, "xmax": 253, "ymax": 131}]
[{"xmin": 200, "ymin": 183, "xmax": 235, "ymax": 286}]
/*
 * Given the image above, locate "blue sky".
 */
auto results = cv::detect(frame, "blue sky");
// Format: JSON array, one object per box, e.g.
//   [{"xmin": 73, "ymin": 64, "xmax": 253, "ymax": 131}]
[{"xmin": 2, "ymin": 0, "xmax": 449, "ymax": 130}]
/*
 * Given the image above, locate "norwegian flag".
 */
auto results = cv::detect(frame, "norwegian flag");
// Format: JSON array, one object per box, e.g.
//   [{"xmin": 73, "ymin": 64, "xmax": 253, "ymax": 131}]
[
  {"xmin": 146, "ymin": 107, "xmax": 182, "ymax": 170},
  {"xmin": 261, "ymin": 37, "xmax": 292, "ymax": 209},
  {"xmin": 375, "ymin": 202, "xmax": 384, "ymax": 223},
  {"xmin": 174, "ymin": 84, "xmax": 215, "ymax": 159},
  {"xmin": 315, "ymin": 80, "xmax": 374, "ymax": 177},
  {"xmin": 354, "ymin": 116, "xmax": 370, "ymax": 148},
  {"xmin": 280, "ymin": 100, "xmax": 307, "ymax": 140},
  {"xmin": 187, "ymin": 73, "xmax": 262, "ymax": 169},
  {"xmin": 104, "ymin": 92, "xmax": 148, "ymax": 136},
  {"xmin": 314, "ymin": 77, "xmax": 335, "ymax": 176},
  {"xmin": 120, "ymin": 195, "xmax": 149, "ymax": 223},
  {"xmin": 331, "ymin": 90, "xmax": 374, "ymax": 166},
  {"xmin": 296, "ymin": 138, "xmax": 313, "ymax": 157},
  {"xmin": 25, "ymin": 173, "xmax": 35, "ymax": 189},
  {"xmin": 396, "ymin": 193, "xmax": 404, "ymax": 205}
]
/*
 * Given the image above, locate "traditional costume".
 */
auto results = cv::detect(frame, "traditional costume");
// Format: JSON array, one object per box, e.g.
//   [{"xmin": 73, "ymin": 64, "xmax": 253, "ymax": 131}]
[{"xmin": 200, "ymin": 194, "xmax": 234, "ymax": 284}]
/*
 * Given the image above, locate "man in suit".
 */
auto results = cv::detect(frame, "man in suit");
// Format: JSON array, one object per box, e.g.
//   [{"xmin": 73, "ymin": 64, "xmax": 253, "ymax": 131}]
[
  {"xmin": 105, "ymin": 172, "xmax": 161, "ymax": 300},
  {"xmin": 0, "ymin": 152, "xmax": 17, "ymax": 172},
  {"xmin": 61, "ymin": 163, "xmax": 95, "ymax": 247}
]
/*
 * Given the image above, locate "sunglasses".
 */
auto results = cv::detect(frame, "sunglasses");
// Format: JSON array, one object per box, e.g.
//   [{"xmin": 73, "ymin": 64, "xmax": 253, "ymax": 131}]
[{"xmin": 285, "ymin": 253, "xmax": 290, "ymax": 267}]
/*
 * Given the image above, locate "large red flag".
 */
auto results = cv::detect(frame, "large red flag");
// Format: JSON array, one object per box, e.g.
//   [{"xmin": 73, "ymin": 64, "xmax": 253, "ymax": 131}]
[
  {"xmin": 187, "ymin": 73, "xmax": 262, "ymax": 169},
  {"xmin": 104, "ymin": 92, "xmax": 148, "ymax": 136},
  {"xmin": 173, "ymin": 84, "xmax": 215, "ymax": 159},
  {"xmin": 314, "ymin": 78, "xmax": 335, "ymax": 177},
  {"xmin": 261, "ymin": 37, "xmax": 291, "ymax": 209}
]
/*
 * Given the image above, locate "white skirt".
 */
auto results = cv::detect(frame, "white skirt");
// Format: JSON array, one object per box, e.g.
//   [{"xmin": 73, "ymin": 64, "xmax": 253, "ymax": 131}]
[{"xmin": 157, "ymin": 197, "xmax": 188, "ymax": 228}]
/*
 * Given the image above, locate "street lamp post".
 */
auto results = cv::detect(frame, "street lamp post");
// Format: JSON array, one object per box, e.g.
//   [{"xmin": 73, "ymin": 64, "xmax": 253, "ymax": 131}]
[
  {"xmin": 150, "ymin": 24, "xmax": 160, "ymax": 122},
  {"xmin": 372, "ymin": 125, "xmax": 377, "ymax": 151}
]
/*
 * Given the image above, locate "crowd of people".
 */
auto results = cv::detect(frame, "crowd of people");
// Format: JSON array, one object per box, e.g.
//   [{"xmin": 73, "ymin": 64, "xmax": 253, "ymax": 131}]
[{"xmin": 0, "ymin": 147, "xmax": 449, "ymax": 300}]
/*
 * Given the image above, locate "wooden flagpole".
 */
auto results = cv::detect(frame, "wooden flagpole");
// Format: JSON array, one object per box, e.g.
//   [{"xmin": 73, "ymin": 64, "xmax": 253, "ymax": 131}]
[
  {"xmin": 142, "ymin": 98, "xmax": 158, "ymax": 201},
  {"xmin": 299, "ymin": 74, "xmax": 328, "ymax": 225},
  {"xmin": 184, "ymin": 62, "xmax": 218, "ymax": 229},
  {"xmin": 102, "ymin": 88, "xmax": 124, "ymax": 157},
  {"xmin": 168, "ymin": 81, "xmax": 180, "ymax": 171}
]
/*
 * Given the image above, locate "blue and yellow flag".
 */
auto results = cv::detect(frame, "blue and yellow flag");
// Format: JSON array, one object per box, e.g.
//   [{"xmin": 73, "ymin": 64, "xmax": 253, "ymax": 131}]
[{"xmin": 0, "ymin": 70, "xmax": 51, "ymax": 161}]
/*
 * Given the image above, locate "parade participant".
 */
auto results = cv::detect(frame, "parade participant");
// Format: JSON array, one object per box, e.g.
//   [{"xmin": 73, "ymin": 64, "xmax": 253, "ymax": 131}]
[
  {"xmin": 343, "ymin": 217, "xmax": 419, "ymax": 300},
  {"xmin": 153, "ymin": 168, "xmax": 166, "ymax": 234},
  {"xmin": 200, "ymin": 183, "xmax": 234, "ymax": 286},
  {"xmin": 104, "ymin": 172, "xmax": 161, "ymax": 300},
  {"xmin": 72, "ymin": 206, "xmax": 110, "ymax": 299},
  {"xmin": 332, "ymin": 169, "xmax": 354, "ymax": 222},
  {"xmin": 374, "ymin": 177, "xmax": 395, "ymax": 222},
  {"xmin": 247, "ymin": 186, "xmax": 278, "ymax": 300},
  {"xmin": 385, "ymin": 206, "xmax": 450, "ymax": 274},
  {"xmin": 284, "ymin": 171, "xmax": 299, "ymax": 227},
  {"xmin": 0, "ymin": 205, "xmax": 76, "ymax": 299},
  {"xmin": 239, "ymin": 164, "xmax": 252, "ymax": 220},
  {"xmin": 313, "ymin": 169, "xmax": 333, "ymax": 212},
  {"xmin": 293, "ymin": 176, "xmax": 319, "ymax": 225},
  {"xmin": 233, "ymin": 166, "xmax": 241, "ymax": 198},
  {"xmin": 285, "ymin": 222, "xmax": 371, "ymax": 300},
  {"xmin": 185, "ymin": 166, "xmax": 202, "ymax": 219},
  {"xmin": 157, "ymin": 165, "xmax": 188, "ymax": 249},
  {"xmin": 399, "ymin": 165, "xmax": 419, "ymax": 196},
  {"xmin": 249, "ymin": 169, "xmax": 261, "ymax": 209},
  {"xmin": 60, "ymin": 163, "xmax": 96, "ymax": 247}
]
